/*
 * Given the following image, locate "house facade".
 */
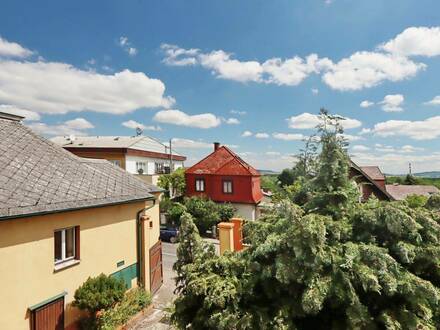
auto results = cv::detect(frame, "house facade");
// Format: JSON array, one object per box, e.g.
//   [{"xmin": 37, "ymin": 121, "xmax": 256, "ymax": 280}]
[
  {"xmin": 0, "ymin": 113, "xmax": 163, "ymax": 330},
  {"xmin": 185, "ymin": 143, "xmax": 263, "ymax": 220},
  {"xmin": 350, "ymin": 161, "xmax": 439, "ymax": 201},
  {"xmin": 52, "ymin": 135, "xmax": 186, "ymax": 185},
  {"xmin": 349, "ymin": 162, "xmax": 394, "ymax": 201}
]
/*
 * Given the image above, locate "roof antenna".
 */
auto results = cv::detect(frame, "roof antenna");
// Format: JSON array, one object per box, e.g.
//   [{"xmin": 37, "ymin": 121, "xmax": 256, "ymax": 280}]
[{"xmin": 136, "ymin": 127, "xmax": 143, "ymax": 136}]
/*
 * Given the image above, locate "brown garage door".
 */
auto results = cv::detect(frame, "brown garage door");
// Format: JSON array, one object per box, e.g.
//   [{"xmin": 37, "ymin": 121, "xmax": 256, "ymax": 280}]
[
  {"xmin": 31, "ymin": 296, "xmax": 64, "ymax": 330},
  {"xmin": 149, "ymin": 240, "xmax": 163, "ymax": 294}
]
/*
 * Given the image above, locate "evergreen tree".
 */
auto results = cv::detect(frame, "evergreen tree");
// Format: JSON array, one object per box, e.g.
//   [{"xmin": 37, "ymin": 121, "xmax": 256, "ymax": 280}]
[
  {"xmin": 172, "ymin": 110, "xmax": 440, "ymax": 330},
  {"xmin": 305, "ymin": 108, "xmax": 357, "ymax": 219}
]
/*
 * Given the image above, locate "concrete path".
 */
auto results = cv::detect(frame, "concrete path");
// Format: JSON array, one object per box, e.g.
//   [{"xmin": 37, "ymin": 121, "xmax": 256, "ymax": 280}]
[{"xmin": 129, "ymin": 238, "xmax": 219, "ymax": 329}]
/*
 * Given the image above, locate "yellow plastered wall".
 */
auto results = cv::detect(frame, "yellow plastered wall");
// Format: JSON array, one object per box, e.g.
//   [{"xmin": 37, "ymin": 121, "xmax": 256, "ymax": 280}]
[{"xmin": 0, "ymin": 199, "xmax": 160, "ymax": 330}]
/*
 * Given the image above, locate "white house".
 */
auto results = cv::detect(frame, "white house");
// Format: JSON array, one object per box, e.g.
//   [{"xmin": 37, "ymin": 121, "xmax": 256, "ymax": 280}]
[{"xmin": 52, "ymin": 135, "xmax": 186, "ymax": 185}]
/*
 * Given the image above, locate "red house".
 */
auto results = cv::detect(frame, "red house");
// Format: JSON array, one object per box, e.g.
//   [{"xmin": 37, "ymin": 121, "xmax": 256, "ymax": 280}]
[{"xmin": 185, "ymin": 143, "xmax": 263, "ymax": 220}]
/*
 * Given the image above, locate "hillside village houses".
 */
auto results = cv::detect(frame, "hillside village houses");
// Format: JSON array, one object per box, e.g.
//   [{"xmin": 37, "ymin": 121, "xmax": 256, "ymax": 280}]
[
  {"xmin": 52, "ymin": 135, "xmax": 186, "ymax": 186},
  {"xmin": 0, "ymin": 112, "xmax": 164, "ymax": 330}
]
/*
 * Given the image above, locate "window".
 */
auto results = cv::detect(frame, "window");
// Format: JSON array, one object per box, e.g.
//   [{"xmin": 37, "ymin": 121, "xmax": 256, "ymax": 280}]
[
  {"xmin": 223, "ymin": 180, "xmax": 233, "ymax": 194},
  {"xmin": 136, "ymin": 161, "xmax": 147, "ymax": 174},
  {"xmin": 54, "ymin": 227, "xmax": 79, "ymax": 264},
  {"xmin": 155, "ymin": 162, "xmax": 165, "ymax": 174},
  {"xmin": 108, "ymin": 159, "xmax": 121, "ymax": 167},
  {"xmin": 195, "ymin": 178, "xmax": 205, "ymax": 192}
]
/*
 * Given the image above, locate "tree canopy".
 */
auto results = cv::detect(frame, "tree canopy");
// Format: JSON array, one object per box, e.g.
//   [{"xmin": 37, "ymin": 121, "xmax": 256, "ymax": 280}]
[{"xmin": 172, "ymin": 110, "xmax": 440, "ymax": 330}]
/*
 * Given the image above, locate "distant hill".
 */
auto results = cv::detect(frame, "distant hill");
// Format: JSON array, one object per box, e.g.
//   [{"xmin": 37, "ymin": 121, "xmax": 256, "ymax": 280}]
[
  {"xmin": 413, "ymin": 171, "xmax": 440, "ymax": 178},
  {"xmin": 259, "ymin": 169, "xmax": 280, "ymax": 175},
  {"xmin": 386, "ymin": 171, "xmax": 440, "ymax": 178}
]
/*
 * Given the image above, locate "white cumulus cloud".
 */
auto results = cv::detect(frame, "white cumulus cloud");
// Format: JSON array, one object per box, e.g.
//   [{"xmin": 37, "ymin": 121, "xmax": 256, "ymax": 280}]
[
  {"xmin": 223, "ymin": 117, "xmax": 240, "ymax": 125},
  {"xmin": 122, "ymin": 120, "xmax": 162, "ymax": 131},
  {"xmin": 424, "ymin": 95, "xmax": 440, "ymax": 106},
  {"xmin": 255, "ymin": 132, "xmax": 269, "ymax": 139},
  {"xmin": 28, "ymin": 118, "xmax": 94, "ymax": 136},
  {"xmin": 0, "ymin": 36, "xmax": 33, "ymax": 58},
  {"xmin": 380, "ymin": 94, "xmax": 404, "ymax": 112},
  {"xmin": 0, "ymin": 60, "xmax": 173, "ymax": 115},
  {"xmin": 321, "ymin": 51, "xmax": 425, "ymax": 91},
  {"xmin": 287, "ymin": 112, "xmax": 362, "ymax": 130},
  {"xmin": 153, "ymin": 109, "xmax": 221, "ymax": 129},
  {"xmin": 171, "ymin": 138, "xmax": 212, "ymax": 149},
  {"xmin": 272, "ymin": 132, "xmax": 304, "ymax": 141},
  {"xmin": 380, "ymin": 26, "xmax": 440, "ymax": 57},
  {"xmin": 360, "ymin": 100, "xmax": 374, "ymax": 108},
  {"xmin": 241, "ymin": 130, "xmax": 253, "ymax": 137},
  {"xmin": 119, "ymin": 36, "xmax": 138, "ymax": 56},
  {"xmin": 373, "ymin": 116, "xmax": 440, "ymax": 140},
  {"xmin": 0, "ymin": 104, "xmax": 40, "ymax": 121}
]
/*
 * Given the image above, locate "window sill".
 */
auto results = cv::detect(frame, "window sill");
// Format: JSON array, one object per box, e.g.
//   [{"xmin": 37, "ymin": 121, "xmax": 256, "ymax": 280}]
[{"xmin": 54, "ymin": 259, "xmax": 80, "ymax": 272}]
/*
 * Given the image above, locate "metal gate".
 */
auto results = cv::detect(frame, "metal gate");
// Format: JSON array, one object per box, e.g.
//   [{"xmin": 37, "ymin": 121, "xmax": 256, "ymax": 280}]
[
  {"xmin": 149, "ymin": 240, "xmax": 163, "ymax": 294},
  {"xmin": 31, "ymin": 296, "xmax": 64, "ymax": 330}
]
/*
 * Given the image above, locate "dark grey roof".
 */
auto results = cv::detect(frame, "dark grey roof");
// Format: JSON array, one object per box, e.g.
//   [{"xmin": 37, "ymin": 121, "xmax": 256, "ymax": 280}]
[{"xmin": 0, "ymin": 118, "xmax": 162, "ymax": 220}]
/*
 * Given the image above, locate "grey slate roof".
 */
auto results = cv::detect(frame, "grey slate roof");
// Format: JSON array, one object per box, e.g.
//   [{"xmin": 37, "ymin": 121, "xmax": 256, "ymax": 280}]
[{"xmin": 0, "ymin": 117, "xmax": 162, "ymax": 220}]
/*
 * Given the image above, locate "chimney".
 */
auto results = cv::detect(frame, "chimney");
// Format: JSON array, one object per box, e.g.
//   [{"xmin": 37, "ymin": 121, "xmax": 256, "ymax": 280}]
[{"xmin": 214, "ymin": 142, "xmax": 220, "ymax": 151}]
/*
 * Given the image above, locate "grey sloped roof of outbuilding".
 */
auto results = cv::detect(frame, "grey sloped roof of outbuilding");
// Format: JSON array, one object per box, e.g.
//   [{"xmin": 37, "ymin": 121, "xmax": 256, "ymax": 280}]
[{"xmin": 0, "ymin": 114, "xmax": 162, "ymax": 220}]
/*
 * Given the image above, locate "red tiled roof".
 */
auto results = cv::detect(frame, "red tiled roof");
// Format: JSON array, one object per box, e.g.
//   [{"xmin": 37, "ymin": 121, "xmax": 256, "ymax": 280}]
[
  {"xmin": 360, "ymin": 166, "xmax": 385, "ymax": 181},
  {"xmin": 385, "ymin": 184, "xmax": 439, "ymax": 201},
  {"xmin": 185, "ymin": 146, "xmax": 260, "ymax": 176}
]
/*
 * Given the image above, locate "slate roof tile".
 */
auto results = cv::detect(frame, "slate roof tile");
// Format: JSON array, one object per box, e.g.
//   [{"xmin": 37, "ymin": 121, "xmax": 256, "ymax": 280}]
[{"xmin": 0, "ymin": 117, "xmax": 163, "ymax": 219}]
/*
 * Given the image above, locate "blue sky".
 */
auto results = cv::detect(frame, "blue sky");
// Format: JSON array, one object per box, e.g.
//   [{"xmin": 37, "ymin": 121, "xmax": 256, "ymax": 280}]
[{"xmin": 1, "ymin": 0, "xmax": 440, "ymax": 173}]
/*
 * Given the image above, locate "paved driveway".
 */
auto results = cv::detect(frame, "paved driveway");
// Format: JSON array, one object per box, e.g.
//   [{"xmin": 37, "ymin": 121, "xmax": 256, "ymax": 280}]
[{"xmin": 130, "ymin": 239, "xmax": 219, "ymax": 329}]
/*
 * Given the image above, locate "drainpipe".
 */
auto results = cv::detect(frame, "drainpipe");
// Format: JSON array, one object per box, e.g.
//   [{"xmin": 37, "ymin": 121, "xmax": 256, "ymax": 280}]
[{"xmin": 136, "ymin": 199, "xmax": 156, "ymax": 287}]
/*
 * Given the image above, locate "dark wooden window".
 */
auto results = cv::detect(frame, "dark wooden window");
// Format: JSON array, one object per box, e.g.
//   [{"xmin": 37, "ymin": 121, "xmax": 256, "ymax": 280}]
[{"xmin": 195, "ymin": 178, "xmax": 205, "ymax": 192}]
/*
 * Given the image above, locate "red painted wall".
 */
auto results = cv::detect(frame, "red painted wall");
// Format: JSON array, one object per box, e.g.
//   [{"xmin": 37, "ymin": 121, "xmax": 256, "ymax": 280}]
[{"xmin": 185, "ymin": 173, "xmax": 263, "ymax": 204}]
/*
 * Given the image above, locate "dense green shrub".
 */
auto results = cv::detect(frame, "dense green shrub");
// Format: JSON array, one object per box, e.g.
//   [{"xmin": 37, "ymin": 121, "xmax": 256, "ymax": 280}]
[
  {"xmin": 184, "ymin": 196, "xmax": 220, "ymax": 234},
  {"xmin": 426, "ymin": 194, "xmax": 440, "ymax": 210},
  {"xmin": 167, "ymin": 202, "xmax": 187, "ymax": 227},
  {"xmin": 97, "ymin": 288, "xmax": 152, "ymax": 330},
  {"xmin": 406, "ymin": 194, "xmax": 428, "ymax": 209},
  {"xmin": 172, "ymin": 110, "xmax": 440, "ymax": 329},
  {"xmin": 73, "ymin": 274, "xmax": 126, "ymax": 313},
  {"xmin": 217, "ymin": 203, "xmax": 235, "ymax": 221}
]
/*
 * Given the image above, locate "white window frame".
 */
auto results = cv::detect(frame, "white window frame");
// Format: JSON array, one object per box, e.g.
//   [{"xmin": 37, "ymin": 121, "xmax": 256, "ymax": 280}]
[
  {"xmin": 54, "ymin": 227, "xmax": 76, "ymax": 265},
  {"xmin": 223, "ymin": 180, "xmax": 233, "ymax": 194},
  {"xmin": 109, "ymin": 159, "xmax": 121, "ymax": 167},
  {"xmin": 195, "ymin": 179, "xmax": 205, "ymax": 192},
  {"xmin": 136, "ymin": 161, "xmax": 147, "ymax": 174}
]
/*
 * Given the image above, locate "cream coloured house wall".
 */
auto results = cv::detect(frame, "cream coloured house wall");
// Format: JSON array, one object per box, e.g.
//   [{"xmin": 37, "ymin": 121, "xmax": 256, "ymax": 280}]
[
  {"xmin": 0, "ymin": 199, "xmax": 160, "ymax": 330},
  {"xmin": 232, "ymin": 203, "xmax": 259, "ymax": 221}
]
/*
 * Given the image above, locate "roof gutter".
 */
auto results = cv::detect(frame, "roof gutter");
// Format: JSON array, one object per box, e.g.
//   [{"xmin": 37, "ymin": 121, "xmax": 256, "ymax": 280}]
[{"xmin": 0, "ymin": 196, "xmax": 155, "ymax": 222}]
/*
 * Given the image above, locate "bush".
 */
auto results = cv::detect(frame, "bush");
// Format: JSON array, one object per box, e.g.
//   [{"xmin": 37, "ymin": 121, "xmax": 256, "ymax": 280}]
[
  {"xmin": 184, "ymin": 196, "xmax": 221, "ymax": 235},
  {"xmin": 426, "ymin": 193, "xmax": 440, "ymax": 210},
  {"xmin": 167, "ymin": 202, "xmax": 186, "ymax": 227},
  {"xmin": 73, "ymin": 274, "xmax": 126, "ymax": 313},
  {"xmin": 159, "ymin": 197, "xmax": 173, "ymax": 214},
  {"xmin": 217, "ymin": 203, "xmax": 235, "ymax": 221},
  {"xmin": 97, "ymin": 288, "xmax": 152, "ymax": 330},
  {"xmin": 405, "ymin": 194, "xmax": 428, "ymax": 209}
]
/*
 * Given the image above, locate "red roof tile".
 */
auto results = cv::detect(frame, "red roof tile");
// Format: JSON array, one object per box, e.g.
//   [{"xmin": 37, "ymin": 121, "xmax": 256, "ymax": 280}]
[
  {"xmin": 385, "ymin": 184, "xmax": 439, "ymax": 201},
  {"xmin": 185, "ymin": 146, "xmax": 260, "ymax": 176},
  {"xmin": 360, "ymin": 166, "xmax": 385, "ymax": 181}
]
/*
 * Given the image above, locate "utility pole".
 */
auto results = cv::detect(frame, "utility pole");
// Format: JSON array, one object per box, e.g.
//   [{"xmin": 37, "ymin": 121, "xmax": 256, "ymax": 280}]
[
  {"xmin": 409, "ymin": 162, "xmax": 412, "ymax": 175},
  {"xmin": 169, "ymin": 139, "xmax": 173, "ymax": 173}
]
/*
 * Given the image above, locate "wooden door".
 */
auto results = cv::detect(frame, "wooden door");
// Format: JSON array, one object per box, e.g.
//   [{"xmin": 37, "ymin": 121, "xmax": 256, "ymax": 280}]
[
  {"xmin": 149, "ymin": 241, "xmax": 163, "ymax": 294},
  {"xmin": 32, "ymin": 297, "xmax": 64, "ymax": 330}
]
